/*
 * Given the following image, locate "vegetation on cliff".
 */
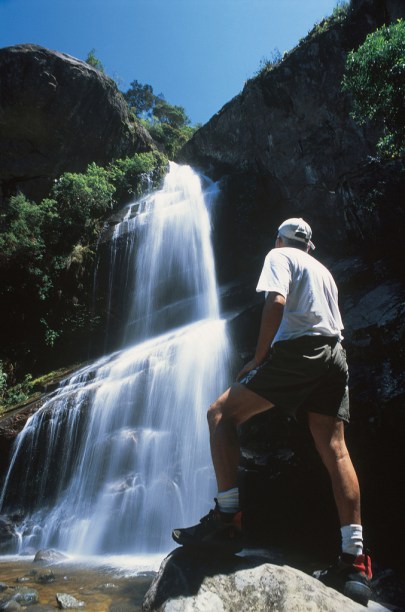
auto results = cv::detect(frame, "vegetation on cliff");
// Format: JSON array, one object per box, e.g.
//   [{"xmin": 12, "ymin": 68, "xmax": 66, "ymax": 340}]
[
  {"xmin": 342, "ymin": 19, "xmax": 405, "ymax": 158},
  {"xmin": 124, "ymin": 80, "xmax": 199, "ymax": 158},
  {"xmin": 0, "ymin": 150, "xmax": 168, "ymax": 410}
]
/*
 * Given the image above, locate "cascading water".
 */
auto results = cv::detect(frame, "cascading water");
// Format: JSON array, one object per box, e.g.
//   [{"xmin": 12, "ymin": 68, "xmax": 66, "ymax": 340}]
[{"xmin": 0, "ymin": 162, "xmax": 233, "ymax": 556}]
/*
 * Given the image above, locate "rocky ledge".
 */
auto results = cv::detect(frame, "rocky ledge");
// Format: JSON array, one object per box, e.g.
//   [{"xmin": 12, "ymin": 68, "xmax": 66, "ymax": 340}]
[{"xmin": 143, "ymin": 547, "xmax": 394, "ymax": 611}]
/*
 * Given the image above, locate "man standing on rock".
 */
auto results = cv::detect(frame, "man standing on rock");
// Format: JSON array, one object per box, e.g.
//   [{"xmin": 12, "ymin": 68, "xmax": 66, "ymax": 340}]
[{"xmin": 172, "ymin": 218, "xmax": 372, "ymax": 606}]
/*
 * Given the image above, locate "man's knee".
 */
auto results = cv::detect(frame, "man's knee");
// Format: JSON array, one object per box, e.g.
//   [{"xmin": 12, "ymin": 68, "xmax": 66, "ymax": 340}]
[
  {"xmin": 207, "ymin": 397, "xmax": 234, "ymax": 432},
  {"xmin": 308, "ymin": 413, "xmax": 349, "ymax": 461}
]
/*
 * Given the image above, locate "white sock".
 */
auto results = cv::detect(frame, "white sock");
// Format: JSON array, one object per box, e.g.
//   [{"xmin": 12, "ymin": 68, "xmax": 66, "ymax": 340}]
[
  {"xmin": 217, "ymin": 487, "xmax": 240, "ymax": 514},
  {"xmin": 341, "ymin": 524, "xmax": 363, "ymax": 556}
]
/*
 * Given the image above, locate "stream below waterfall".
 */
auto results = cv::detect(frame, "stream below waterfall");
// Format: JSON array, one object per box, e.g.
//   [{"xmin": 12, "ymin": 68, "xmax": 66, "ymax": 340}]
[
  {"xmin": 0, "ymin": 163, "xmax": 235, "ymax": 570},
  {"xmin": 0, "ymin": 555, "xmax": 158, "ymax": 610}
]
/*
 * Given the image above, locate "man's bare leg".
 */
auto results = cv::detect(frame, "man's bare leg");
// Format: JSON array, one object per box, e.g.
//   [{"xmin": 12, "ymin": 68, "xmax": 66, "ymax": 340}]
[
  {"xmin": 207, "ymin": 382, "xmax": 274, "ymax": 492},
  {"xmin": 172, "ymin": 383, "xmax": 273, "ymax": 550},
  {"xmin": 309, "ymin": 412, "xmax": 372, "ymax": 605},
  {"xmin": 308, "ymin": 412, "xmax": 361, "ymax": 525}
]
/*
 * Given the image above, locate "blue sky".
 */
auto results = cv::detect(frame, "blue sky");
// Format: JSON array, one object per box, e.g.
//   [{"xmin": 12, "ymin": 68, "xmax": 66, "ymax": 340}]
[{"xmin": 0, "ymin": 0, "xmax": 339, "ymax": 124}]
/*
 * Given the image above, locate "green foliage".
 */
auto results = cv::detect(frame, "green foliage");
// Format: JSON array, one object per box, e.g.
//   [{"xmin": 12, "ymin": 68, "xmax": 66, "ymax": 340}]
[
  {"xmin": 305, "ymin": 0, "xmax": 351, "ymax": 41},
  {"xmin": 0, "ymin": 150, "xmax": 168, "ymax": 392},
  {"xmin": 342, "ymin": 20, "xmax": 405, "ymax": 157},
  {"xmin": 0, "ymin": 194, "xmax": 60, "ymax": 300},
  {"xmin": 0, "ymin": 362, "xmax": 7, "ymax": 403},
  {"xmin": 256, "ymin": 48, "xmax": 283, "ymax": 76},
  {"xmin": 108, "ymin": 150, "xmax": 167, "ymax": 200},
  {"xmin": 0, "ymin": 361, "xmax": 33, "ymax": 411},
  {"xmin": 145, "ymin": 121, "xmax": 197, "ymax": 158},
  {"xmin": 0, "ymin": 152, "xmax": 166, "ymax": 298},
  {"xmin": 124, "ymin": 80, "xmax": 155, "ymax": 117},
  {"xmin": 332, "ymin": 0, "xmax": 350, "ymax": 20},
  {"xmin": 51, "ymin": 162, "xmax": 115, "ymax": 245},
  {"xmin": 123, "ymin": 80, "xmax": 197, "ymax": 156},
  {"xmin": 40, "ymin": 318, "xmax": 60, "ymax": 348},
  {"xmin": 85, "ymin": 48, "xmax": 105, "ymax": 73}
]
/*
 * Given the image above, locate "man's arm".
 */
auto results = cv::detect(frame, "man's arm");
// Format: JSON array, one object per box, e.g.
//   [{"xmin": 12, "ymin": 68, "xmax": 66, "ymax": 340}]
[{"xmin": 237, "ymin": 291, "xmax": 285, "ymax": 380}]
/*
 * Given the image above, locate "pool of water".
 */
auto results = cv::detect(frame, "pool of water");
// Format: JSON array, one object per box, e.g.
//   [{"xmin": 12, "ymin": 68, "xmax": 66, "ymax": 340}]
[{"xmin": 0, "ymin": 554, "xmax": 165, "ymax": 610}]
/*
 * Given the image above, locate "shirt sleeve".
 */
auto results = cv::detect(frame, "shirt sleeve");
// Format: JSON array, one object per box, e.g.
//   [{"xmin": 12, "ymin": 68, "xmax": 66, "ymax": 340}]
[{"xmin": 256, "ymin": 250, "xmax": 291, "ymax": 298}]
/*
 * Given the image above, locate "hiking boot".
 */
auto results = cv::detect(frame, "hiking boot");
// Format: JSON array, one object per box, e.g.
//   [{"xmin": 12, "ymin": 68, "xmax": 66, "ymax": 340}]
[
  {"xmin": 313, "ymin": 552, "xmax": 372, "ymax": 606},
  {"xmin": 172, "ymin": 501, "xmax": 243, "ymax": 553}
]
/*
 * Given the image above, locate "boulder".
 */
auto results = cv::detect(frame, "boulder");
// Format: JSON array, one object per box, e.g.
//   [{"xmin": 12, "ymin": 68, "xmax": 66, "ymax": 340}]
[
  {"xmin": 143, "ymin": 548, "xmax": 384, "ymax": 611},
  {"xmin": 0, "ymin": 44, "xmax": 153, "ymax": 204},
  {"xmin": 33, "ymin": 549, "xmax": 68, "ymax": 565}
]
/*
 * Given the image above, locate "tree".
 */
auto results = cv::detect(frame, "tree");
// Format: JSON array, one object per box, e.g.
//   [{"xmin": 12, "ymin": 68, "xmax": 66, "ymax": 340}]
[
  {"xmin": 342, "ymin": 20, "xmax": 405, "ymax": 157},
  {"xmin": 85, "ymin": 48, "xmax": 105, "ymax": 73},
  {"xmin": 153, "ymin": 98, "xmax": 190, "ymax": 128},
  {"xmin": 124, "ymin": 80, "xmax": 155, "ymax": 118},
  {"xmin": 123, "ymin": 80, "xmax": 196, "ymax": 156}
]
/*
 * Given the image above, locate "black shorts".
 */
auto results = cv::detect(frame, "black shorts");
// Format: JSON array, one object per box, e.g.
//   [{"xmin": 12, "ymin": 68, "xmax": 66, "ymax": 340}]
[{"xmin": 239, "ymin": 335, "xmax": 350, "ymax": 422}]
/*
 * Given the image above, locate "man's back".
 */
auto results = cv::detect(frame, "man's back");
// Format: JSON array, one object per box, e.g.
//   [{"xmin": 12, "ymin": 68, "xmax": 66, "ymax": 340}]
[{"xmin": 256, "ymin": 247, "xmax": 343, "ymax": 343}]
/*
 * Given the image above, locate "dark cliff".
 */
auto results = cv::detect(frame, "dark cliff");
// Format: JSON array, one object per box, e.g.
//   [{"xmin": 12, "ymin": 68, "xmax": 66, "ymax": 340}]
[{"xmin": 0, "ymin": 44, "xmax": 153, "ymax": 204}]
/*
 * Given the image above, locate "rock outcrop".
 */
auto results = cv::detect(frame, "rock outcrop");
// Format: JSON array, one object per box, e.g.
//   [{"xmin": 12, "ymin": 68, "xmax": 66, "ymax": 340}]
[
  {"xmin": 0, "ymin": 44, "xmax": 153, "ymax": 204},
  {"xmin": 180, "ymin": 0, "xmax": 404, "ymax": 279},
  {"xmin": 143, "ymin": 548, "xmax": 388, "ymax": 611}
]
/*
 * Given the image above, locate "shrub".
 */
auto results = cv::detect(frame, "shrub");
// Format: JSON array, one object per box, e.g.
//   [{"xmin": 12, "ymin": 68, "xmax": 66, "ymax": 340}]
[
  {"xmin": 123, "ymin": 81, "xmax": 197, "ymax": 156},
  {"xmin": 0, "ymin": 361, "xmax": 33, "ymax": 411},
  {"xmin": 108, "ymin": 150, "xmax": 168, "ymax": 201},
  {"xmin": 342, "ymin": 20, "xmax": 405, "ymax": 157},
  {"xmin": 51, "ymin": 162, "xmax": 115, "ymax": 244},
  {"xmin": 85, "ymin": 49, "xmax": 105, "ymax": 73}
]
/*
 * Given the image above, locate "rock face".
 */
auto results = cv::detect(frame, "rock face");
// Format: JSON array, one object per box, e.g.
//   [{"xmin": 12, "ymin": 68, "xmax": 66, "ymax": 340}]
[
  {"xmin": 0, "ymin": 44, "xmax": 153, "ymax": 204},
  {"xmin": 143, "ymin": 548, "xmax": 373, "ymax": 611},
  {"xmin": 180, "ymin": 0, "xmax": 404, "ymax": 280}
]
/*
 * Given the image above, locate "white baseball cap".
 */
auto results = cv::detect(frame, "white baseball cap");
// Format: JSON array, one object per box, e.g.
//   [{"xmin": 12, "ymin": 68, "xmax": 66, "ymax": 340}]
[{"xmin": 278, "ymin": 217, "xmax": 315, "ymax": 250}]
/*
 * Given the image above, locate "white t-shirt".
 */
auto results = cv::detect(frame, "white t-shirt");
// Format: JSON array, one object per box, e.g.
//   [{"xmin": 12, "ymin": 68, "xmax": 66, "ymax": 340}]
[{"xmin": 256, "ymin": 247, "xmax": 344, "ymax": 344}]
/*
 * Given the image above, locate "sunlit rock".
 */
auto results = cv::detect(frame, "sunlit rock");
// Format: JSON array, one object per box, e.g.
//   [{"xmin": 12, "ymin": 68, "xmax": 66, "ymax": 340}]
[
  {"xmin": 55, "ymin": 592, "xmax": 85, "ymax": 609},
  {"xmin": 143, "ymin": 548, "xmax": 369, "ymax": 611}
]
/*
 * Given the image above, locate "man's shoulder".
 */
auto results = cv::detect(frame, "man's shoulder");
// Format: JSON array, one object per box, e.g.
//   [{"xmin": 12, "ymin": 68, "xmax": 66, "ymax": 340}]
[{"xmin": 269, "ymin": 248, "xmax": 334, "ymax": 277}]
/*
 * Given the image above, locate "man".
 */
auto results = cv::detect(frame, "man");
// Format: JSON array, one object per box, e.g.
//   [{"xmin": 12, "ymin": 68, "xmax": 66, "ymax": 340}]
[{"xmin": 172, "ymin": 218, "xmax": 372, "ymax": 606}]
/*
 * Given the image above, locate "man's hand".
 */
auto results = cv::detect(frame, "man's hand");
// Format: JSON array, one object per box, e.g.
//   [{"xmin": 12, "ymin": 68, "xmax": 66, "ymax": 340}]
[
  {"xmin": 236, "ymin": 358, "xmax": 260, "ymax": 381},
  {"xmin": 236, "ymin": 292, "xmax": 285, "ymax": 383}
]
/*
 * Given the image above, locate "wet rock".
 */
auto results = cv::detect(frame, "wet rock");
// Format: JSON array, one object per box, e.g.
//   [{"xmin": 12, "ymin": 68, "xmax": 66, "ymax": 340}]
[
  {"xmin": 4, "ymin": 586, "xmax": 39, "ymax": 606},
  {"xmin": 37, "ymin": 571, "xmax": 55, "ymax": 584},
  {"xmin": 96, "ymin": 583, "xmax": 118, "ymax": 591},
  {"xmin": 14, "ymin": 577, "xmax": 30, "ymax": 584},
  {"xmin": 0, "ymin": 600, "xmax": 23, "ymax": 610},
  {"xmin": 143, "ymin": 547, "xmax": 367, "ymax": 611},
  {"xmin": 33, "ymin": 549, "xmax": 68, "ymax": 565},
  {"xmin": 55, "ymin": 593, "xmax": 85, "ymax": 609},
  {"xmin": 0, "ymin": 516, "xmax": 18, "ymax": 554}
]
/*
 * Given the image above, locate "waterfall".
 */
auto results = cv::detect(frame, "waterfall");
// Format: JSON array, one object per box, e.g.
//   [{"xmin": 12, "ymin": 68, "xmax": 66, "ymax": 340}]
[{"xmin": 0, "ymin": 162, "xmax": 233, "ymax": 555}]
